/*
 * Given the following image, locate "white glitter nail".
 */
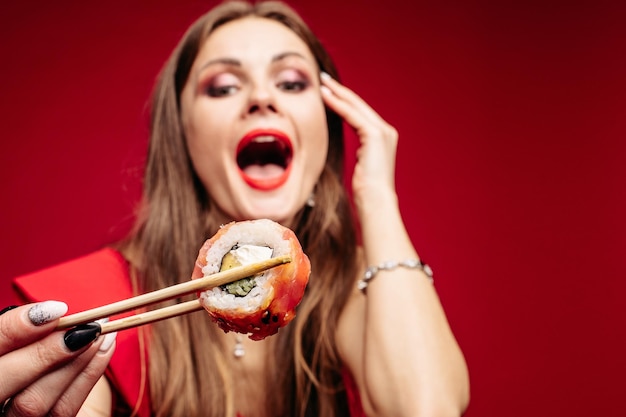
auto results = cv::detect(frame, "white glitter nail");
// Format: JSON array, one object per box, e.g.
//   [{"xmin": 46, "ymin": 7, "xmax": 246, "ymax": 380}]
[{"xmin": 28, "ymin": 301, "xmax": 68, "ymax": 325}]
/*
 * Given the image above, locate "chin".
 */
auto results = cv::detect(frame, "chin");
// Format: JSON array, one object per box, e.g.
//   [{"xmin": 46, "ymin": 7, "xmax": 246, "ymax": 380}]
[{"xmin": 240, "ymin": 202, "xmax": 302, "ymax": 226}]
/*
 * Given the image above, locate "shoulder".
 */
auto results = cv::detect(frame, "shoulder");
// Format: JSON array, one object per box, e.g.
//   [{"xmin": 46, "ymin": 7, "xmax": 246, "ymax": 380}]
[{"xmin": 12, "ymin": 248, "xmax": 133, "ymax": 314}]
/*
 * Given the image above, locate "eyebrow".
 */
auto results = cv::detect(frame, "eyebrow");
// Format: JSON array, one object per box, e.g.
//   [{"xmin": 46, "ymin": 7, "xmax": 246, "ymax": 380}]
[
  {"xmin": 271, "ymin": 51, "xmax": 309, "ymax": 63},
  {"xmin": 197, "ymin": 51, "xmax": 311, "ymax": 73}
]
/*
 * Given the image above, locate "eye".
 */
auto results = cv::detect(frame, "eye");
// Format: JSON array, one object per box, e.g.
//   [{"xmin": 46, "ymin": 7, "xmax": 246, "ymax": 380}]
[
  {"xmin": 207, "ymin": 85, "xmax": 238, "ymax": 97},
  {"xmin": 277, "ymin": 80, "xmax": 308, "ymax": 92},
  {"xmin": 205, "ymin": 73, "xmax": 240, "ymax": 97},
  {"xmin": 276, "ymin": 69, "xmax": 309, "ymax": 93}
]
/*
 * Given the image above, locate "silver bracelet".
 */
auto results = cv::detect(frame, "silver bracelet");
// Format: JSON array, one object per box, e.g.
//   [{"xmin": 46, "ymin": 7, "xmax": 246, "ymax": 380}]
[{"xmin": 357, "ymin": 259, "xmax": 433, "ymax": 294}]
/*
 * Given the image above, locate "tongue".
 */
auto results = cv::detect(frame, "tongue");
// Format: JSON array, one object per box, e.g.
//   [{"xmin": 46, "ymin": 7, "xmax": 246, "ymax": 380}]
[{"xmin": 242, "ymin": 164, "xmax": 285, "ymax": 179}]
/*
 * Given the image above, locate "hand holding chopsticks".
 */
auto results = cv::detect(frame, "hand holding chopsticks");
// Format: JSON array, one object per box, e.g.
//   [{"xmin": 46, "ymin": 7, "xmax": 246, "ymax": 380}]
[{"xmin": 56, "ymin": 255, "xmax": 292, "ymax": 334}]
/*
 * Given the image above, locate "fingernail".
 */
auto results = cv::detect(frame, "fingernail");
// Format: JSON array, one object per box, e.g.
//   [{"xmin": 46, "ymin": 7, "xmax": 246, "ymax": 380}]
[
  {"xmin": 64, "ymin": 323, "xmax": 102, "ymax": 352},
  {"xmin": 0, "ymin": 305, "xmax": 19, "ymax": 316},
  {"xmin": 320, "ymin": 85, "xmax": 332, "ymax": 96},
  {"xmin": 28, "ymin": 301, "xmax": 68, "ymax": 325},
  {"xmin": 94, "ymin": 318, "xmax": 116, "ymax": 352},
  {"xmin": 98, "ymin": 332, "xmax": 117, "ymax": 353},
  {"xmin": 320, "ymin": 71, "xmax": 331, "ymax": 81}
]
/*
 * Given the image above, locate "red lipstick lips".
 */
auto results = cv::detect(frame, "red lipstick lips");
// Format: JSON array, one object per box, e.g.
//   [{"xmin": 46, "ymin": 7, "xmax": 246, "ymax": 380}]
[{"xmin": 236, "ymin": 129, "xmax": 293, "ymax": 191}]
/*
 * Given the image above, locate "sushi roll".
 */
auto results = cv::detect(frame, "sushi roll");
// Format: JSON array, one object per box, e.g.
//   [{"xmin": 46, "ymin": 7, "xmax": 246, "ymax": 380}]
[{"xmin": 192, "ymin": 219, "xmax": 310, "ymax": 340}]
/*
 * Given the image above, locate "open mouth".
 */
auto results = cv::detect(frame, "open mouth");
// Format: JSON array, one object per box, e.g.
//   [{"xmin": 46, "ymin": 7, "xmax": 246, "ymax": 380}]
[{"xmin": 236, "ymin": 129, "xmax": 293, "ymax": 190}]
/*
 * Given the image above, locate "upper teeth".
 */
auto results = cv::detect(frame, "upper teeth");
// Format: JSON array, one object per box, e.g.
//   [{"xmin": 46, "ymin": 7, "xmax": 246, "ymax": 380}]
[{"xmin": 252, "ymin": 135, "xmax": 277, "ymax": 143}]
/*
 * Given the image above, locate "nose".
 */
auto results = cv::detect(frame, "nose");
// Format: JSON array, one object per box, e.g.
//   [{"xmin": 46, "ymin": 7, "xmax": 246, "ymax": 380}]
[{"xmin": 246, "ymin": 82, "xmax": 278, "ymax": 116}]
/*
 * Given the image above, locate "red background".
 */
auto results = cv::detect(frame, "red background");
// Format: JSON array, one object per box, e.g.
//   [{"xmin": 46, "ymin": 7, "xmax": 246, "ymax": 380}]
[{"xmin": 1, "ymin": 1, "xmax": 625, "ymax": 416}]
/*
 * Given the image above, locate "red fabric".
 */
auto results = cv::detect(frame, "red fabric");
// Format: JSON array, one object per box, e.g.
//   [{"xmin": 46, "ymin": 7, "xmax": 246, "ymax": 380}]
[
  {"xmin": 13, "ymin": 248, "xmax": 151, "ymax": 417},
  {"xmin": 13, "ymin": 248, "xmax": 365, "ymax": 417},
  {"xmin": 343, "ymin": 367, "xmax": 366, "ymax": 417}
]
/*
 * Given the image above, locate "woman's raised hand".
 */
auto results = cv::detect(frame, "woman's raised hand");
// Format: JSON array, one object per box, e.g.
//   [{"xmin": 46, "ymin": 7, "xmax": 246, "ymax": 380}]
[
  {"xmin": 0, "ymin": 302, "xmax": 115, "ymax": 417},
  {"xmin": 320, "ymin": 72, "xmax": 399, "ymax": 210}
]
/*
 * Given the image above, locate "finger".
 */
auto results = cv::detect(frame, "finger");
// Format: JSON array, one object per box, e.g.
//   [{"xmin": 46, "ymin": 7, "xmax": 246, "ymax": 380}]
[
  {"xmin": 0, "ymin": 306, "xmax": 19, "ymax": 315},
  {"xmin": 321, "ymin": 84, "xmax": 378, "ymax": 136},
  {"xmin": 52, "ymin": 335, "xmax": 116, "ymax": 417},
  {"xmin": 0, "ymin": 302, "xmax": 68, "ymax": 355},
  {"xmin": 321, "ymin": 85, "xmax": 398, "ymax": 151},
  {"xmin": 5, "ymin": 333, "xmax": 116, "ymax": 417},
  {"xmin": 320, "ymin": 72, "xmax": 390, "ymax": 128},
  {"xmin": 0, "ymin": 323, "xmax": 101, "ymax": 402}
]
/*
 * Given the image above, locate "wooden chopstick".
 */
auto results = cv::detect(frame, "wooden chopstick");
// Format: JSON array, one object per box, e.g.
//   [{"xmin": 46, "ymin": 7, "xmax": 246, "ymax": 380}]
[
  {"xmin": 56, "ymin": 255, "xmax": 292, "ymax": 330},
  {"xmin": 99, "ymin": 300, "xmax": 204, "ymax": 334}
]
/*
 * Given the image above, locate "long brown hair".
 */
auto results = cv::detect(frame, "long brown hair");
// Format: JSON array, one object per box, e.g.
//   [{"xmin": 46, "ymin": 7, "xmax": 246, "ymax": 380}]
[{"xmin": 121, "ymin": 2, "xmax": 358, "ymax": 416}]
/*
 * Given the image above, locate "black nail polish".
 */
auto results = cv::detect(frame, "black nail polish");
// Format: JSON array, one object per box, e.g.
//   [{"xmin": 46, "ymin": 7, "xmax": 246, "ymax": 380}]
[
  {"xmin": 64, "ymin": 323, "xmax": 102, "ymax": 352},
  {"xmin": 0, "ymin": 305, "xmax": 19, "ymax": 316}
]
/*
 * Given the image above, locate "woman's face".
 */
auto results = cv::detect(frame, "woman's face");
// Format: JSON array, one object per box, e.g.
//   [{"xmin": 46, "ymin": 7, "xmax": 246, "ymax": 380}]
[{"xmin": 180, "ymin": 17, "xmax": 328, "ymax": 226}]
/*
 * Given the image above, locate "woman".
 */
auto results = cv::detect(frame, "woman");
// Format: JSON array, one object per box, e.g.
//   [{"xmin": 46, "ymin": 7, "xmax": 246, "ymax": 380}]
[{"xmin": 7, "ymin": 1, "xmax": 469, "ymax": 416}]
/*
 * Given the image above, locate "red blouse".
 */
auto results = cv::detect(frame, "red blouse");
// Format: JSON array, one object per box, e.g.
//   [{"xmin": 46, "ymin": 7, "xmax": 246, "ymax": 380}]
[{"xmin": 13, "ymin": 249, "xmax": 365, "ymax": 417}]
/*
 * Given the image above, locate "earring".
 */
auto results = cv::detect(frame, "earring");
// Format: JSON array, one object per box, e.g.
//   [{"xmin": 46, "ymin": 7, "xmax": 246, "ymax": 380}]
[{"xmin": 306, "ymin": 192, "xmax": 316, "ymax": 208}]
